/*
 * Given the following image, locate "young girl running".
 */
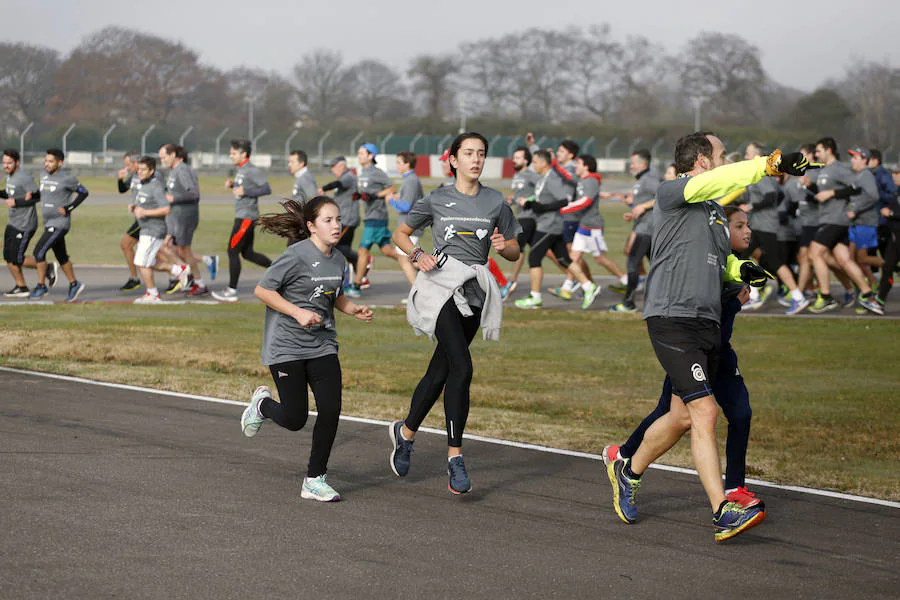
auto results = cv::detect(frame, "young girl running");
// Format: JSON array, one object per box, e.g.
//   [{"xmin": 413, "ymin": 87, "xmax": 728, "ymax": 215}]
[
  {"xmin": 240, "ymin": 196, "xmax": 373, "ymax": 502},
  {"xmin": 388, "ymin": 132, "xmax": 521, "ymax": 495}
]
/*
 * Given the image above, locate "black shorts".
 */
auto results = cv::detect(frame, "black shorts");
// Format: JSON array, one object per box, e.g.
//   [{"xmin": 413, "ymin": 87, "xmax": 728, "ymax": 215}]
[
  {"xmin": 517, "ymin": 218, "xmax": 536, "ymax": 249},
  {"xmin": 753, "ymin": 230, "xmax": 787, "ymax": 271},
  {"xmin": 646, "ymin": 316, "xmax": 720, "ymax": 402},
  {"xmin": 125, "ymin": 219, "xmax": 141, "ymax": 240},
  {"xmin": 169, "ymin": 205, "xmax": 199, "ymax": 246},
  {"xmin": 799, "ymin": 225, "xmax": 818, "ymax": 248},
  {"xmin": 33, "ymin": 226, "xmax": 69, "ymax": 264},
  {"xmin": 3, "ymin": 225, "xmax": 36, "ymax": 265},
  {"xmin": 813, "ymin": 224, "xmax": 849, "ymax": 250},
  {"xmin": 529, "ymin": 230, "xmax": 571, "ymax": 269},
  {"xmin": 562, "ymin": 221, "xmax": 580, "ymax": 244}
]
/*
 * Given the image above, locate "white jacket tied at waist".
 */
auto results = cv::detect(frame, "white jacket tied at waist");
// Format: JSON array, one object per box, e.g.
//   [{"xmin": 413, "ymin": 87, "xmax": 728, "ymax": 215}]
[{"xmin": 405, "ymin": 251, "xmax": 503, "ymax": 341}]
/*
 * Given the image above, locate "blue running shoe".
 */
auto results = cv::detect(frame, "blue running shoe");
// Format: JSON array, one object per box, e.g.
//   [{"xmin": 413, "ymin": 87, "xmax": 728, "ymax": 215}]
[
  {"xmin": 843, "ymin": 289, "xmax": 857, "ymax": 308},
  {"xmin": 607, "ymin": 458, "xmax": 641, "ymax": 524},
  {"xmin": 499, "ymin": 281, "xmax": 512, "ymax": 300},
  {"xmin": 448, "ymin": 455, "xmax": 471, "ymax": 494},
  {"xmin": 208, "ymin": 255, "xmax": 219, "ymax": 281},
  {"xmin": 29, "ymin": 283, "xmax": 48, "ymax": 300},
  {"xmin": 389, "ymin": 421, "xmax": 414, "ymax": 477},
  {"xmin": 785, "ymin": 296, "xmax": 810, "ymax": 315},
  {"xmin": 66, "ymin": 280, "xmax": 85, "ymax": 303},
  {"xmin": 713, "ymin": 500, "xmax": 766, "ymax": 543}
]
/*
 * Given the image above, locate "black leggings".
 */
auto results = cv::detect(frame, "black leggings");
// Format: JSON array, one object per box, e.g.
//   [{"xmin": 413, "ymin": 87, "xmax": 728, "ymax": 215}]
[
  {"xmin": 624, "ymin": 234, "xmax": 652, "ymax": 308},
  {"xmin": 228, "ymin": 218, "xmax": 271, "ymax": 289},
  {"xmin": 878, "ymin": 221, "xmax": 900, "ymax": 301},
  {"xmin": 529, "ymin": 231, "xmax": 571, "ymax": 269},
  {"xmin": 335, "ymin": 225, "xmax": 359, "ymax": 267},
  {"xmin": 404, "ymin": 299, "xmax": 481, "ymax": 447},
  {"xmin": 260, "ymin": 355, "xmax": 342, "ymax": 478}
]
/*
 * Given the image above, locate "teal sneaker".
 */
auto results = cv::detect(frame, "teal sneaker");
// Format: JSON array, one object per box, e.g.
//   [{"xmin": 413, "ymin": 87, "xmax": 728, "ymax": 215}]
[
  {"xmin": 608, "ymin": 302, "xmax": 636, "ymax": 314},
  {"xmin": 301, "ymin": 475, "xmax": 341, "ymax": 502},
  {"xmin": 581, "ymin": 282, "xmax": 601, "ymax": 310},
  {"xmin": 241, "ymin": 386, "xmax": 270, "ymax": 438},
  {"xmin": 514, "ymin": 295, "xmax": 543, "ymax": 309},
  {"xmin": 547, "ymin": 286, "xmax": 572, "ymax": 300}
]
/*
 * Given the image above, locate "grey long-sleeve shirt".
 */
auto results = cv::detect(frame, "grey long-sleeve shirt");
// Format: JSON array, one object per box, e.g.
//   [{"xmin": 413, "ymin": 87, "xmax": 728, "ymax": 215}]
[
  {"xmin": 746, "ymin": 176, "xmax": 781, "ymax": 233},
  {"xmin": 815, "ymin": 161, "xmax": 855, "ymax": 226},
  {"xmin": 4, "ymin": 168, "xmax": 39, "ymax": 231},
  {"xmin": 233, "ymin": 162, "xmax": 271, "ymax": 220},
  {"xmin": 849, "ymin": 168, "xmax": 880, "ymax": 228},
  {"xmin": 292, "ymin": 168, "xmax": 318, "ymax": 205}
]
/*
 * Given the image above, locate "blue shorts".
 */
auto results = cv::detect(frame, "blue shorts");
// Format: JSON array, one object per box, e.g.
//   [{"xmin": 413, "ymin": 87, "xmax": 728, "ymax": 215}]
[
  {"xmin": 359, "ymin": 220, "xmax": 393, "ymax": 250},
  {"xmin": 562, "ymin": 221, "xmax": 580, "ymax": 244},
  {"xmin": 849, "ymin": 225, "xmax": 878, "ymax": 249}
]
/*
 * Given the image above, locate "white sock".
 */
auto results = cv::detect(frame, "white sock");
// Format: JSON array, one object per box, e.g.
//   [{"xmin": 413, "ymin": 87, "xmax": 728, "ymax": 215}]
[
  {"xmin": 790, "ymin": 289, "xmax": 804, "ymax": 302},
  {"xmin": 582, "ymin": 281, "xmax": 594, "ymax": 291},
  {"xmin": 561, "ymin": 279, "xmax": 576, "ymax": 292},
  {"xmin": 194, "ymin": 279, "xmax": 206, "ymax": 287},
  {"xmin": 531, "ymin": 291, "xmax": 542, "ymax": 301},
  {"xmin": 202, "ymin": 255, "xmax": 213, "ymax": 266},
  {"xmin": 620, "ymin": 275, "xmax": 628, "ymax": 284},
  {"xmin": 749, "ymin": 287, "xmax": 760, "ymax": 301},
  {"xmin": 147, "ymin": 287, "xmax": 159, "ymax": 296}
]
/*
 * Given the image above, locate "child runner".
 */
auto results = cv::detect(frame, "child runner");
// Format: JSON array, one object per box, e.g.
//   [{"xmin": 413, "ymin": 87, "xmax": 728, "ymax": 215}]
[{"xmin": 240, "ymin": 196, "xmax": 373, "ymax": 502}]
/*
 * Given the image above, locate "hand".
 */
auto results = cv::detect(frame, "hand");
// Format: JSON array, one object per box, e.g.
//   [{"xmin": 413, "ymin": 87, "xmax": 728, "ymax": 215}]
[
  {"xmin": 133, "ymin": 206, "xmax": 144, "ymax": 218},
  {"xmin": 225, "ymin": 179, "xmax": 234, "ymax": 189},
  {"xmin": 128, "ymin": 204, "xmax": 135, "ymax": 214},
  {"xmin": 621, "ymin": 193, "xmax": 633, "ymax": 206},
  {"xmin": 352, "ymin": 304, "xmax": 374, "ymax": 322},
  {"xmin": 4, "ymin": 198, "xmax": 13, "ymax": 208},
  {"xmin": 766, "ymin": 149, "xmax": 810, "ymax": 176},
  {"xmin": 800, "ymin": 175, "xmax": 811, "ymax": 187},
  {"xmin": 517, "ymin": 197, "xmax": 529, "ymax": 207},
  {"xmin": 737, "ymin": 285, "xmax": 751, "ymax": 305},
  {"xmin": 815, "ymin": 190, "xmax": 835, "ymax": 203},
  {"xmin": 881, "ymin": 207, "xmax": 893, "ymax": 218},
  {"xmin": 490, "ymin": 227, "xmax": 507, "ymax": 253},
  {"xmin": 847, "ymin": 210, "xmax": 856, "ymax": 220},
  {"xmin": 232, "ymin": 185, "xmax": 244, "ymax": 197},
  {"xmin": 57, "ymin": 207, "xmax": 67, "ymax": 216},
  {"xmin": 739, "ymin": 260, "xmax": 773, "ymax": 288},
  {"xmin": 622, "ymin": 212, "xmax": 634, "ymax": 222},
  {"xmin": 118, "ymin": 167, "xmax": 129, "ymax": 179},
  {"xmin": 166, "ymin": 193, "xmax": 175, "ymax": 204},
  {"xmin": 631, "ymin": 204, "xmax": 646, "ymax": 219},
  {"xmin": 317, "ymin": 188, "xmax": 325, "ymax": 195},
  {"xmin": 293, "ymin": 308, "xmax": 322, "ymax": 328},
  {"xmin": 416, "ymin": 253, "xmax": 438, "ymax": 272}
]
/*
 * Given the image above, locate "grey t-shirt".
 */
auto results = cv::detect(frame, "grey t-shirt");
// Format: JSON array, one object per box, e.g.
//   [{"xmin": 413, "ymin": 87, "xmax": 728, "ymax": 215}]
[
  {"xmin": 394, "ymin": 171, "xmax": 424, "ymax": 228},
  {"xmin": 292, "ymin": 168, "xmax": 318, "ymax": 205},
  {"xmin": 358, "ymin": 165, "xmax": 392, "ymax": 222},
  {"xmin": 849, "ymin": 168, "xmax": 880, "ymax": 228},
  {"xmin": 632, "ymin": 169, "xmax": 661, "ymax": 236},
  {"xmin": 642, "ymin": 177, "xmax": 732, "ymax": 324},
  {"xmin": 815, "ymin": 161, "xmax": 855, "ymax": 226},
  {"xmin": 534, "ymin": 170, "xmax": 569, "ymax": 234},
  {"xmin": 233, "ymin": 162, "xmax": 270, "ymax": 220},
  {"xmin": 788, "ymin": 175, "xmax": 818, "ymax": 229},
  {"xmin": 258, "ymin": 239, "xmax": 347, "ymax": 365},
  {"xmin": 333, "ymin": 170, "xmax": 359, "ymax": 227},
  {"xmin": 746, "ymin": 176, "xmax": 780, "ymax": 233},
  {"xmin": 558, "ymin": 162, "xmax": 582, "ymax": 223},
  {"xmin": 775, "ymin": 181, "xmax": 797, "ymax": 242},
  {"xmin": 134, "ymin": 177, "xmax": 169, "ymax": 239},
  {"xmin": 406, "ymin": 183, "xmax": 521, "ymax": 308},
  {"xmin": 39, "ymin": 170, "xmax": 83, "ymax": 231},
  {"xmin": 5, "ymin": 168, "xmax": 39, "ymax": 232},
  {"xmin": 166, "ymin": 162, "xmax": 200, "ymax": 230},
  {"xmin": 576, "ymin": 175, "xmax": 605, "ymax": 230},
  {"xmin": 511, "ymin": 169, "xmax": 540, "ymax": 220}
]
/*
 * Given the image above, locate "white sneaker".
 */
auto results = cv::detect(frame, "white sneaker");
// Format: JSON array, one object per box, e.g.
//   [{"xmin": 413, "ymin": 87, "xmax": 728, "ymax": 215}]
[
  {"xmin": 212, "ymin": 287, "xmax": 239, "ymax": 302},
  {"xmin": 241, "ymin": 386, "xmax": 270, "ymax": 438},
  {"xmin": 133, "ymin": 292, "xmax": 162, "ymax": 304},
  {"xmin": 301, "ymin": 475, "xmax": 341, "ymax": 502},
  {"xmin": 173, "ymin": 264, "xmax": 192, "ymax": 288}
]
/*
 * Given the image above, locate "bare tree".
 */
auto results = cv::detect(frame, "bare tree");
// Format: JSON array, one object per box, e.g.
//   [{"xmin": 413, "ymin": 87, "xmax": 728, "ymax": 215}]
[
  {"xmin": 458, "ymin": 38, "xmax": 516, "ymax": 117},
  {"xmin": 0, "ymin": 43, "xmax": 60, "ymax": 128},
  {"xmin": 837, "ymin": 60, "xmax": 900, "ymax": 148},
  {"xmin": 510, "ymin": 28, "xmax": 576, "ymax": 122},
  {"xmin": 407, "ymin": 54, "xmax": 457, "ymax": 121},
  {"xmin": 349, "ymin": 60, "xmax": 403, "ymax": 122},
  {"xmin": 292, "ymin": 50, "xmax": 354, "ymax": 125}
]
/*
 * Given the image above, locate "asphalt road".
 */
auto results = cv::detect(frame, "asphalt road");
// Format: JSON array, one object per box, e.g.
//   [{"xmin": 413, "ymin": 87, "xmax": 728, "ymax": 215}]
[{"xmin": 1, "ymin": 369, "xmax": 897, "ymax": 599}]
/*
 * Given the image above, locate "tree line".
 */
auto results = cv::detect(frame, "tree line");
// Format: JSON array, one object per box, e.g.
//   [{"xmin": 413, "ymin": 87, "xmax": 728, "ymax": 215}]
[{"xmin": 0, "ymin": 24, "xmax": 897, "ymax": 157}]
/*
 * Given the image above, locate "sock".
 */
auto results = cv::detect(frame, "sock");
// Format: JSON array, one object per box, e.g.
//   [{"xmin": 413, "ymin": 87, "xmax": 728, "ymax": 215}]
[
  {"xmin": 620, "ymin": 275, "xmax": 627, "ymax": 285},
  {"xmin": 581, "ymin": 281, "xmax": 594, "ymax": 291},
  {"xmin": 561, "ymin": 278, "xmax": 576, "ymax": 292},
  {"xmin": 531, "ymin": 291, "xmax": 542, "ymax": 301},
  {"xmin": 861, "ymin": 291, "xmax": 873, "ymax": 300},
  {"xmin": 147, "ymin": 287, "xmax": 159, "ymax": 296},
  {"xmin": 623, "ymin": 462, "xmax": 641, "ymax": 479},
  {"xmin": 790, "ymin": 289, "xmax": 804, "ymax": 302},
  {"xmin": 749, "ymin": 287, "xmax": 760, "ymax": 301},
  {"xmin": 194, "ymin": 279, "xmax": 206, "ymax": 288},
  {"xmin": 822, "ymin": 293, "xmax": 833, "ymax": 301},
  {"xmin": 202, "ymin": 255, "xmax": 213, "ymax": 266}
]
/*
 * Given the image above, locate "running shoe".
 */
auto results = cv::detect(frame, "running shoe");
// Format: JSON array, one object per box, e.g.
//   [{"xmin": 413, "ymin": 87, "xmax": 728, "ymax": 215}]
[
  {"xmin": 858, "ymin": 293, "xmax": 884, "ymax": 315},
  {"xmin": 507, "ymin": 280, "xmax": 518, "ymax": 295},
  {"xmin": 777, "ymin": 292, "xmax": 792, "ymax": 307},
  {"xmin": 499, "ymin": 281, "xmax": 513, "ymax": 300},
  {"xmin": 165, "ymin": 278, "xmax": 182, "ymax": 295},
  {"xmin": 785, "ymin": 296, "xmax": 810, "ymax": 315},
  {"xmin": 133, "ymin": 291, "xmax": 162, "ymax": 304},
  {"xmin": 344, "ymin": 284, "xmax": 361, "ymax": 299},
  {"xmin": 743, "ymin": 298, "xmax": 763, "ymax": 311},
  {"xmin": 635, "ymin": 276, "xmax": 646, "ymax": 293},
  {"xmin": 608, "ymin": 303, "xmax": 636, "ymax": 314},
  {"xmin": 211, "ymin": 287, "xmax": 239, "ymax": 303},
  {"xmin": 713, "ymin": 500, "xmax": 766, "ymax": 543},
  {"xmin": 65, "ymin": 281, "xmax": 85, "ymax": 303},
  {"xmin": 581, "ymin": 282, "xmax": 601, "ymax": 310},
  {"xmin": 360, "ymin": 276, "xmax": 371, "ymax": 290},
  {"xmin": 808, "ymin": 294, "xmax": 839, "ymax": 314},
  {"xmin": 241, "ymin": 385, "xmax": 270, "ymax": 438},
  {"xmin": 448, "ymin": 455, "xmax": 472, "ymax": 495},
  {"xmin": 184, "ymin": 283, "xmax": 209, "ymax": 297},
  {"xmin": 514, "ymin": 295, "xmax": 542, "ymax": 309},
  {"xmin": 207, "ymin": 255, "xmax": 219, "ymax": 281},
  {"xmin": 607, "ymin": 458, "xmax": 640, "ymax": 524},
  {"xmin": 120, "ymin": 277, "xmax": 142, "ymax": 292},
  {"xmin": 608, "ymin": 281, "xmax": 627, "ymax": 294},
  {"xmin": 725, "ymin": 486, "xmax": 764, "ymax": 510},
  {"xmin": 4, "ymin": 285, "xmax": 30, "ymax": 298},
  {"xmin": 759, "ymin": 284, "xmax": 774, "ymax": 306},
  {"xmin": 301, "ymin": 475, "xmax": 341, "ymax": 502},
  {"xmin": 842, "ymin": 289, "xmax": 857, "ymax": 308},
  {"xmin": 28, "ymin": 284, "xmax": 48, "ymax": 300},
  {"xmin": 547, "ymin": 286, "xmax": 572, "ymax": 300},
  {"xmin": 47, "ymin": 261, "xmax": 58, "ymax": 289},
  {"xmin": 389, "ymin": 420, "xmax": 414, "ymax": 477},
  {"xmin": 175, "ymin": 265, "xmax": 192, "ymax": 288},
  {"xmin": 602, "ymin": 444, "xmax": 621, "ymax": 466}
]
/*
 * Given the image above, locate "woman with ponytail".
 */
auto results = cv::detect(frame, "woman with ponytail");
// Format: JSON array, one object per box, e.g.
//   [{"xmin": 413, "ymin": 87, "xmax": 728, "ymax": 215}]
[{"xmin": 240, "ymin": 196, "xmax": 373, "ymax": 502}]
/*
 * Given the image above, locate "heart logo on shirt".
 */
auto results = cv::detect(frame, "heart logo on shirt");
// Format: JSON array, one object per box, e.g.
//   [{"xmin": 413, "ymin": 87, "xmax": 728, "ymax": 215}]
[{"xmin": 476, "ymin": 229, "xmax": 488, "ymax": 240}]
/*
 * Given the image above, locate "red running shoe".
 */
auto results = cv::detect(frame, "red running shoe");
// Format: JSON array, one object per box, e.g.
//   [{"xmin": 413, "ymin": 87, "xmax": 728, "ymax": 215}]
[
  {"xmin": 185, "ymin": 283, "xmax": 209, "ymax": 297},
  {"xmin": 726, "ymin": 486, "xmax": 764, "ymax": 509}
]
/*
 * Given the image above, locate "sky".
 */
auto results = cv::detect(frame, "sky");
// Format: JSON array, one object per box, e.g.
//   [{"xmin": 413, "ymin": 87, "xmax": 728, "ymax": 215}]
[{"xmin": 4, "ymin": 0, "xmax": 898, "ymax": 92}]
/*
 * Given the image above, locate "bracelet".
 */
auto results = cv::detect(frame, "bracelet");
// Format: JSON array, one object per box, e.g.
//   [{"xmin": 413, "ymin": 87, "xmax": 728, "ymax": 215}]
[{"xmin": 408, "ymin": 247, "xmax": 425, "ymax": 262}]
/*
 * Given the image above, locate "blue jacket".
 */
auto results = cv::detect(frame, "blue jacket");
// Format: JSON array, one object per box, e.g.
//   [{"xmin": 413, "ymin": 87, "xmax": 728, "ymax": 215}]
[{"xmin": 872, "ymin": 165, "xmax": 898, "ymax": 225}]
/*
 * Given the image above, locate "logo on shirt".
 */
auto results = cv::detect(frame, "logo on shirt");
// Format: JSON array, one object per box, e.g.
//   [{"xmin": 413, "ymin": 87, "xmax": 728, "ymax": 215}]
[
  {"xmin": 444, "ymin": 224, "xmax": 457, "ymax": 240},
  {"xmin": 445, "ymin": 202, "xmax": 457, "ymax": 207},
  {"xmin": 278, "ymin": 371, "xmax": 289, "ymax": 378},
  {"xmin": 311, "ymin": 261, "xmax": 320, "ymax": 268},
  {"xmin": 691, "ymin": 363, "xmax": 706, "ymax": 382},
  {"xmin": 476, "ymin": 228, "xmax": 488, "ymax": 240},
  {"xmin": 309, "ymin": 284, "xmax": 325, "ymax": 300}
]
